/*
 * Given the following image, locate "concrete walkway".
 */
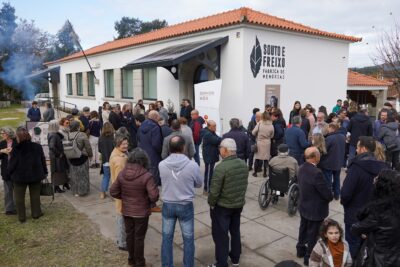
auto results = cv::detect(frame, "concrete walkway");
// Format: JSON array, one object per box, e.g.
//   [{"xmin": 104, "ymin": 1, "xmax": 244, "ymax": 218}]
[{"xmin": 61, "ymin": 166, "xmax": 346, "ymax": 267}]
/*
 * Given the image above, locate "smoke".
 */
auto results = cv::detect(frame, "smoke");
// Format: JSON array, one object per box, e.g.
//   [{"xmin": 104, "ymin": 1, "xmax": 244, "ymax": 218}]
[
  {"xmin": 0, "ymin": 53, "xmax": 41, "ymax": 100},
  {"xmin": 0, "ymin": 19, "xmax": 49, "ymax": 100}
]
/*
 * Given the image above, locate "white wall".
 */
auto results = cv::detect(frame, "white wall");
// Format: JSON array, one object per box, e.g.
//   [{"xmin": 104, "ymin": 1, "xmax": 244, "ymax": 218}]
[
  {"xmin": 241, "ymin": 26, "xmax": 350, "ymax": 125},
  {"xmin": 50, "ymin": 25, "xmax": 353, "ymax": 134}
]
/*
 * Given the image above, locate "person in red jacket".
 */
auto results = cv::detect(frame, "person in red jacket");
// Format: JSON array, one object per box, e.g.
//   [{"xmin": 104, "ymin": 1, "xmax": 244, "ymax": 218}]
[
  {"xmin": 190, "ymin": 109, "xmax": 205, "ymax": 165},
  {"xmin": 110, "ymin": 148, "xmax": 159, "ymax": 267}
]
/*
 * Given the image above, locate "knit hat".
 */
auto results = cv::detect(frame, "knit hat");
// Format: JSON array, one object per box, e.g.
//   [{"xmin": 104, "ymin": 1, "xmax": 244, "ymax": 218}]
[{"xmin": 278, "ymin": 144, "xmax": 289, "ymax": 153}]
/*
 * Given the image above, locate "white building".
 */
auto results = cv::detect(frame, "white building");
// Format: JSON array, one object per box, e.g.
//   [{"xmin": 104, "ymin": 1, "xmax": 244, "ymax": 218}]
[{"xmin": 44, "ymin": 7, "xmax": 361, "ymax": 132}]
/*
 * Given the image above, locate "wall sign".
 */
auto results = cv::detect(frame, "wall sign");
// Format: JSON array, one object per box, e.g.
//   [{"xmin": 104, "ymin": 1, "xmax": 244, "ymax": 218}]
[{"xmin": 250, "ymin": 36, "xmax": 286, "ymax": 80}]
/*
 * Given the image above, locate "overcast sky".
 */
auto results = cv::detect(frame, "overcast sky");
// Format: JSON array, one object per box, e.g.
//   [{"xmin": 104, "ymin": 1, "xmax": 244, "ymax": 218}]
[{"xmin": 8, "ymin": 0, "xmax": 399, "ymax": 67}]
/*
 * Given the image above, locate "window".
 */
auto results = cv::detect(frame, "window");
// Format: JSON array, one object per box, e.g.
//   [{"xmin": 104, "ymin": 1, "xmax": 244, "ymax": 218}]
[
  {"xmin": 122, "ymin": 69, "xmax": 133, "ymax": 99},
  {"xmin": 66, "ymin": 74, "xmax": 72, "ymax": 95},
  {"xmin": 76, "ymin": 72, "xmax": 83, "ymax": 95},
  {"xmin": 194, "ymin": 65, "xmax": 209, "ymax": 84},
  {"xmin": 143, "ymin": 68, "xmax": 157, "ymax": 100},
  {"xmin": 104, "ymin": 69, "xmax": 114, "ymax": 97},
  {"xmin": 88, "ymin": 71, "xmax": 95, "ymax": 96}
]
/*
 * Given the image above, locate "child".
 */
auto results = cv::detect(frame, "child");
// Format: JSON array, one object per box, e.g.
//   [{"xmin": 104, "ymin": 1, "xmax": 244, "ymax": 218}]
[{"xmin": 309, "ymin": 219, "xmax": 352, "ymax": 267}]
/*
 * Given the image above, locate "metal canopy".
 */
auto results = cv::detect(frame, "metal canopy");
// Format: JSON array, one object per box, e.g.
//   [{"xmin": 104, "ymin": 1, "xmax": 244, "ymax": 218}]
[
  {"xmin": 26, "ymin": 66, "xmax": 60, "ymax": 82},
  {"xmin": 123, "ymin": 36, "xmax": 228, "ymax": 79}
]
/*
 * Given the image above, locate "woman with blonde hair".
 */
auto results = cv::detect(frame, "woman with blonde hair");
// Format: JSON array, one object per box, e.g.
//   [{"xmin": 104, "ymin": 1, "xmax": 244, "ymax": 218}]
[
  {"xmin": 374, "ymin": 141, "xmax": 386, "ymax": 162},
  {"xmin": 252, "ymin": 111, "xmax": 274, "ymax": 177},
  {"xmin": 312, "ymin": 133, "xmax": 327, "ymax": 155}
]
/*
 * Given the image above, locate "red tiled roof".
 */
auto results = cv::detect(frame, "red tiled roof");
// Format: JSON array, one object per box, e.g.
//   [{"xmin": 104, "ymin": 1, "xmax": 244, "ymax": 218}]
[
  {"xmin": 47, "ymin": 7, "xmax": 362, "ymax": 65},
  {"xmin": 348, "ymin": 70, "xmax": 392, "ymax": 87}
]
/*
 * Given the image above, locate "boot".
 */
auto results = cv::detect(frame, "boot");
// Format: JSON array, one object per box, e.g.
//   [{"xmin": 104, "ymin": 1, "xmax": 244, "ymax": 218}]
[
  {"xmin": 100, "ymin": 192, "xmax": 106, "ymax": 199},
  {"xmin": 263, "ymin": 160, "xmax": 268, "ymax": 177}
]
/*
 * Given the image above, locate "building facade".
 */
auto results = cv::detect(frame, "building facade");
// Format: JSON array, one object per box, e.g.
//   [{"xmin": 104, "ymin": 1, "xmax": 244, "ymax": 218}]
[{"xmin": 45, "ymin": 7, "xmax": 360, "ymax": 131}]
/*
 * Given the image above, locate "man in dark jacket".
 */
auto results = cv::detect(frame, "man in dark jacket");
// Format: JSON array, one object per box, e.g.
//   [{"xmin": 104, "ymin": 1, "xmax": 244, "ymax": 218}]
[
  {"xmin": 207, "ymin": 138, "xmax": 248, "ymax": 267},
  {"xmin": 138, "ymin": 111, "xmax": 163, "ymax": 186},
  {"xmin": 79, "ymin": 106, "xmax": 91, "ymax": 132},
  {"xmin": 27, "ymin": 101, "xmax": 41, "ymax": 122},
  {"xmin": 285, "ymin": 116, "xmax": 311, "ymax": 165},
  {"xmin": 201, "ymin": 120, "xmax": 222, "ymax": 194},
  {"xmin": 109, "ymin": 105, "xmax": 122, "ymax": 131},
  {"xmin": 296, "ymin": 147, "xmax": 333, "ymax": 266},
  {"xmin": 271, "ymin": 110, "xmax": 286, "ymax": 158},
  {"xmin": 347, "ymin": 108, "xmax": 373, "ymax": 163},
  {"xmin": 319, "ymin": 123, "xmax": 346, "ymax": 200},
  {"xmin": 222, "ymin": 118, "xmax": 250, "ymax": 163},
  {"xmin": 180, "ymin": 99, "xmax": 193, "ymax": 124},
  {"xmin": 189, "ymin": 109, "xmax": 205, "ymax": 165},
  {"xmin": 341, "ymin": 136, "xmax": 388, "ymax": 259}
]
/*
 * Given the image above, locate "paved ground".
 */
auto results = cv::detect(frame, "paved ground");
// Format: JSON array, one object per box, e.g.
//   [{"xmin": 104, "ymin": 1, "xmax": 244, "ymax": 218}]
[{"xmin": 61, "ymin": 166, "xmax": 346, "ymax": 267}]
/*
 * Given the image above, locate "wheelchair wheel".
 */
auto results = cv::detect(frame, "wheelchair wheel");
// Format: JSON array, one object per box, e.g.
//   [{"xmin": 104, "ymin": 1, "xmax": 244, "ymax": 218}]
[
  {"xmin": 258, "ymin": 179, "xmax": 272, "ymax": 210},
  {"xmin": 287, "ymin": 183, "xmax": 299, "ymax": 216}
]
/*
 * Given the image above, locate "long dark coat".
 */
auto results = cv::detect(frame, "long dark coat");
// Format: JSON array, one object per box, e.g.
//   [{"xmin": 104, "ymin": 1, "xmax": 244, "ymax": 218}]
[{"xmin": 48, "ymin": 132, "xmax": 69, "ymax": 185}]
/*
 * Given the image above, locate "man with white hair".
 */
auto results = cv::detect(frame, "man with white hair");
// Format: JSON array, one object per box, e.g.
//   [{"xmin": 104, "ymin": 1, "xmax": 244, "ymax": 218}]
[{"xmin": 207, "ymin": 138, "xmax": 248, "ymax": 267}]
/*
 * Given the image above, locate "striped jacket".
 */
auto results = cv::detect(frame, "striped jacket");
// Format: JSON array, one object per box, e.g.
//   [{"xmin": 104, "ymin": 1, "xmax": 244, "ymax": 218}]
[{"xmin": 309, "ymin": 239, "xmax": 352, "ymax": 267}]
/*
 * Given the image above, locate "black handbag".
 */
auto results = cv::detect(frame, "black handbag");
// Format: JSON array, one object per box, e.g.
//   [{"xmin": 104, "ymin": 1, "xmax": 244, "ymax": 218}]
[{"xmin": 40, "ymin": 178, "xmax": 54, "ymax": 202}]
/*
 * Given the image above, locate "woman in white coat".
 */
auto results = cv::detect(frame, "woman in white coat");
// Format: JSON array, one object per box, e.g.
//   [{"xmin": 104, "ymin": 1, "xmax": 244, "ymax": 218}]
[{"xmin": 252, "ymin": 111, "xmax": 274, "ymax": 177}]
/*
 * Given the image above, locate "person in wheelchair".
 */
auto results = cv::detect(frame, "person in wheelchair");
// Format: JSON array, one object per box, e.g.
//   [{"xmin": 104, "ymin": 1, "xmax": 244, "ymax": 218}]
[{"xmin": 269, "ymin": 144, "xmax": 299, "ymax": 186}]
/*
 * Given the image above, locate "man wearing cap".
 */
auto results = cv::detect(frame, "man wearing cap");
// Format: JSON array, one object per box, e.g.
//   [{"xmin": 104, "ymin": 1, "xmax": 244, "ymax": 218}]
[
  {"xmin": 71, "ymin": 108, "xmax": 84, "ymax": 132},
  {"xmin": 269, "ymin": 144, "xmax": 299, "ymax": 183},
  {"xmin": 207, "ymin": 138, "xmax": 248, "ymax": 267}
]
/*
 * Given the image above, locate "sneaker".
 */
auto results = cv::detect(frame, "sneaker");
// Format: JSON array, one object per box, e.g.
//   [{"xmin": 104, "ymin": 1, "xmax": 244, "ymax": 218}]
[
  {"xmin": 207, "ymin": 264, "xmax": 216, "ymax": 267},
  {"xmin": 150, "ymin": 206, "xmax": 162, "ymax": 212}
]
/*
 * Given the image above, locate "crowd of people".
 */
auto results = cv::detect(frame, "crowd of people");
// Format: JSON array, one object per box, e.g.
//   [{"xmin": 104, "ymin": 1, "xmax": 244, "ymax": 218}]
[{"xmin": 1, "ymin": 97, "xmax": 399, "ymax": 267}]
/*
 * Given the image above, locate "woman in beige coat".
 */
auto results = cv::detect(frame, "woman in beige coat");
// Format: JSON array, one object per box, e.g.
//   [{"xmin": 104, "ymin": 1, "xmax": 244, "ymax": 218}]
[
  {"xmin": 252, "ymin": 111, "xmax": 274, "ymax": 177},
  {"xmin": 110, "ymin": 134, "xmax": 129, "ymax": 250}
]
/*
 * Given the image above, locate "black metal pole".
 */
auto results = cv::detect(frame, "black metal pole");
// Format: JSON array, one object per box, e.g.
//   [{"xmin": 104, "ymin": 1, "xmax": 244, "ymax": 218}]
[{"xmin": 67, "ymin": 20, "xmax": 97, "ymax": 79}]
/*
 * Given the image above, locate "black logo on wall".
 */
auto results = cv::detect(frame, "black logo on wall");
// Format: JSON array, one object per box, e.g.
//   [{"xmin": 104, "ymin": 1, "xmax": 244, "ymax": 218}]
[
  {"xmin": 250, "ymin": 36, "xmax": 262, "ymax": 78},
  {"xmin": 249, "ymin": 36, "xmax": 286, "ymax": 80}
]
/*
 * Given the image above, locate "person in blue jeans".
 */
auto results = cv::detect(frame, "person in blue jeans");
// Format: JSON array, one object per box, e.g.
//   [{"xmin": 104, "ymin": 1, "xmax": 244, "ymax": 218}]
[
  {"xmin": 159, "ymin": 135, "xmax": 203, "ymax": 267},
  {"xmin": 98, "ymin": 122, "xmax": 115, "ymax": 199}
]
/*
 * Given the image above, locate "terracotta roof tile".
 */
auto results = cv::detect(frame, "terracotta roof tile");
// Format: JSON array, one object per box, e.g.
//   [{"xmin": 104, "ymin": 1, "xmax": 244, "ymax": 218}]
[
  {"xmin": 348, "ymin": 70, "xmax": 392, "ymax": 87},
  {"xmin": 47, "ymin": 7, "xmax": 361, "ymax": 65}
]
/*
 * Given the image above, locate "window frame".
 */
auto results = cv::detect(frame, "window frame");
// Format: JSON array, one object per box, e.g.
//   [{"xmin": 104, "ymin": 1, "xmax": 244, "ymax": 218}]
[
  {"xmin": 76, "ymin": 72, "xmax": 83, "ymax": 96},
  {"xmin": 121, "ymin": 69, "xmax": 134, "ymax": 99},
  {"xmin": 66, "ymin": 74, "xmax": 73, "ymax": 95},
  {"xmin": 142, "ymin": 68, "xmax": 157, "ymax": 101},
  {"xmin": 104, "ymin": 69, "xmax": 114, "ymax": 98},
  {"xmin": 87, "ymin": 71, "xmax": 95, "ymax": 96}
]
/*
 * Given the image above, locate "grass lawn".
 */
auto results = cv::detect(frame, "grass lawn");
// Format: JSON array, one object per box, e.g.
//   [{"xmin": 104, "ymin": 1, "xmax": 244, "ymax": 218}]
[
  {"xmin": 0, "ymin": 192, "xmax": 128, "ymax": 267},
  {"xmin": 0, "ymin": 104, "xmax": 27, "ymax": 128}
]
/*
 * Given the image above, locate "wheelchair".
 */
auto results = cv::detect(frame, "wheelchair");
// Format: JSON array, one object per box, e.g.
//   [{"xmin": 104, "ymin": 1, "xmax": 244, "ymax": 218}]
[{"xmin": 258, "ymin": 166, "xmax": 299, "ymax": 216}]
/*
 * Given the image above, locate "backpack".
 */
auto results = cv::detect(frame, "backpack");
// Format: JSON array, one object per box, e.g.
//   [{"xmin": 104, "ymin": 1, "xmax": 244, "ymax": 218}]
[{"xmin": 63, "ymin": 132, "xmax": 82, "ymax": 159}]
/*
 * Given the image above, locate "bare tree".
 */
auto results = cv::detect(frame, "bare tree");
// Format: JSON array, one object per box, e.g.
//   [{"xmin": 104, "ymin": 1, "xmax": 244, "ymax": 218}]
[{"xmin": 373, "ymin": 23, "xmax": 400, "ymax": 94}]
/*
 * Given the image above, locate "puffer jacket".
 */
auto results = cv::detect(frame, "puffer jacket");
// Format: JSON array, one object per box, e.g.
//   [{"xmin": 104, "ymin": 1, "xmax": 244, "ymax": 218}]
[
  {"xmin": 110, "ymin": 163, "xmax": 159, "ymax": 217},
  {"xmin": 208, "ymin": 155, "xmax": 248, "ymax": 208},
  {"xmin": 340, "ymin": 153, "xmax": 388, "ymax": 224},
  {"xmin": 309, "ymin": 239, "xmax": 352, "ymax": 267},
  {"xmin": 351, "ymin": 203, "xmax": 400, "ymax": 267},
  {"xmin": 377, "ymin": 121, "xmax": 400, "ymax": 151},
  {"xmin": 8, "ymin": 140, "xmax": 48, "ymax": 183}
]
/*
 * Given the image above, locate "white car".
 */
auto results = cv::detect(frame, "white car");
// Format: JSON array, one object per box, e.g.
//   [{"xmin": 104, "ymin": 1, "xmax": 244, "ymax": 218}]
[{"xmin": 33, "ymin": 93, "xmax": 50, "ymax": 105}]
